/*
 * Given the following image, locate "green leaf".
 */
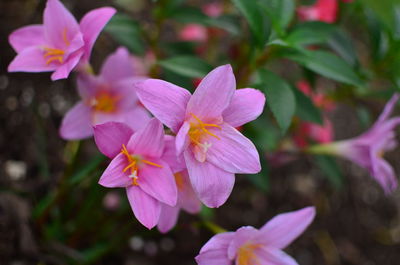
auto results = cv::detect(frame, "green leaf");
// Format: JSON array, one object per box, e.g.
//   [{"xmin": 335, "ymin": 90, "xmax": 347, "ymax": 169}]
[
  {"xmin": 292, "ymin": 86, "xmax": 323, "ymax": 125},
  {"xmin": 361, "ymin": 0, "xmax": 400, "ymax": 37},
  {"xmin": 328, "ymin": 29, "xmax": 359, "ymax": 67},
  {"xmin": 158, "ymin": 56, "xmax": 213, "ymax": 78},
  {"xmin": 261, "ymin": 0, "xmax": 295, "ymax": 33},
  {"xmin": 258, "ymin": 70, "xmax": 296, "ymax": 133},
  {"xmin": 286, "ymin": 22, "xmax": 335, "ymax": 47},
  {"xmin": 171, "ymin": 6, "xmax": 209, "ymax": 24},
  {"xmin": 314, "ymin": 155, "xmax": 344, "ymax": 189},
  {"xmin": 68, "ymin": 155, "xmax": 106, "ymax": 186},
  {"xmin": 284, "ymin": 50, "xmax": 364, "ymax": 87},
  {"xmin": 104, "ymin": 14, "xmax": 145, "ymax": 55},
  {"xmin": 206, "ymin": 15, "xmax": 241, "ymax": 36},
  {"xmin": 231, "ymin": 0, "xmax": 270, "ymax": 46}
]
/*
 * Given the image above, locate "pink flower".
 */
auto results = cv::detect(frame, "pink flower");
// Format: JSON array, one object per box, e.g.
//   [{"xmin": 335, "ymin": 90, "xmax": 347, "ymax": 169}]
[
  {"xmin": 179, "ymin": 24, "xmax": 208, "ymax": 42},
  {"xmin": 60, "ymin": 47, "xmax": 150, "ymax": 140},
  {"xmin": 135, "ymin": 65, "xmax": 265, "ymax": 208},
  {"xmin": 294, "ymin": 119, "xmax": 334, "ymax": 148},
  {"xmin": 196, "ymin": 207, "xmax": 316, "ymax": 265},
  {"xmin": 297, "ymin": 0, "xmax": 338, "ymax": 23},
  {"xmin": 8, "ymin": 0, "xmax": 115, "ymax": 80},
  {"xmin": 93, "ymin": 120, "xmax": 178, "ymax": 229},
  {"xmin": 310, "ymin": 94, "xmax": 400, "ymax": 194},
  {"xmin": 202, "ymin": 2, "xmax": 223, "ymax": 18},
  {"xmin": 136, "ymin": 65, "xmax": 265, "ymax": 207}
]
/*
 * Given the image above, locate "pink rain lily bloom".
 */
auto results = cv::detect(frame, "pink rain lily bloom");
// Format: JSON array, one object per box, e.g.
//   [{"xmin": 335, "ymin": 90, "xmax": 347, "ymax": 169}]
[
  {"xmin": 297, "ymin": 0, "xmax": 338, "ymax": 23},
  {"xmin": 135, "ymin": 65, "xmax": 265, "ymax": 208},
  {"xmin": 8, "ymin": 0, "xmax": 115, "ymax": 80},
  {"xmin": 196, "ymin": 207, "xmax": 316, "ymax": 265},
  {"xmin": 60, "ymin": 47, "xmax": 150, "ymax": 140},
  {"xmin": 310, "ymin": 93, "xmax": 400, "ymax": 194},
  {"xmin": 157, "ymin": 136, "xmax": 202, "ymax": 233},
  {"xmin": 93, "ymin": 119, "xmax": 178, "ymax": 229}
]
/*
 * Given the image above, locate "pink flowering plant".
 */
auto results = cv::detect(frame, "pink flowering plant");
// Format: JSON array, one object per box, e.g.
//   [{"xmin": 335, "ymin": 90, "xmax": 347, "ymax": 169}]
[{"xmin": 4, "ymin": 0, "xmax": 400, "ymax": 264}]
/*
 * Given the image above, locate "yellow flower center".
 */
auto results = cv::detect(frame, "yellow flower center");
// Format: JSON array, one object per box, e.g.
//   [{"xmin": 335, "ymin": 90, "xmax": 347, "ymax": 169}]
[
  {"xmin": 120, "ymin": 144, "xmax": 163, "ymax": 186},
  {"xmin": 43, "ymin": 29, "xmax": 70, "ymax": 65},
  {"xmin": 188, "ymin": 113, "xmax": 221, "ymax": 147},
  {"xmin": 91, "ymin": 91, "xmax": 119, "ymax": 113},
  {"xmin": 237, "ymin": 243, "xmax": 261, "ymax": 265}
]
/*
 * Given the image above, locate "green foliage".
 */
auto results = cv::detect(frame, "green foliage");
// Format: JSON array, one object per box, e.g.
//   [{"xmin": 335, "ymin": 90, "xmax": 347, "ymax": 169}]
[
  {"xmin": 314, "ymin": 155, "xmax": 344, "ymax": 189},
  {"xmin": 158, "ymin": 56, "xmax": 213, "ymax": 78},
  {"xmin": 292, "ymin": 86, "xmax": 323, "ymax": 125}
]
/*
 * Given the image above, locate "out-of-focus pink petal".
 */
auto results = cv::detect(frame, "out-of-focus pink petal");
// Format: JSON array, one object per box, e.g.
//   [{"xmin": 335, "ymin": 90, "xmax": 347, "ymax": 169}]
[
  {"xmin": 227, "ymin": 226, "xmax": 259, "ymax": 259},
  {"xmin": 51, "ymin": 49, "xmax": 83, "ymax": 80},
  {"xmin": 254, "ymin": 247, "xmax": 299, "ymax": 265},
  {"xmin": 117, "ymin": 107, "xmax": 151, "ymax": 131},
  {"xmin": 222, "ymin": 88, "xmax": 265, "ymax": 127},
  {"xmin": 59, "ymin": 102, "xmax": 93, "ymax": 140},
  {"xmin": 372, "ymin": 157, "xmax": 398, "ymax": 194},
  {"xmin": 100, "ymin": 47, "xmax": 137, "ymax": 83},
  {"xmin": 157, "ymin": 204, "xmax": 180, "ymax": 233},
  {"xmin": 43, "ymin": 0, "xmax": 80, "ymax": 48},
  {"xmin": 126, "ymin": 185, "xmax": 161, "ymax": 229},
  {"xmin": 179, "ymin": 24, "xmax": 208, "ymax": 42},
  {"xmin": 184, "ymin": 149, "xmax": 235, "ymax": 208},
  {"xmin": 139, "ymin": 159, "xmax": 177, "ymax": 206},
  {"xmin": 79, "ymin": 7, "xmax": 116, "ymax": 60},
  {"xmin": 162, "ymin": 135, "xmax": 186, "ymax": 173},
  {"xmin": 176, "ymin": 122, "xmax": 190, "ymax": 156},
  {"xmin": 76, "ymin": 74, "xmax": 98, "ymax": 100},
  {"xmin": 8, "ymin": 46, "xmax": 57, "ymax": 73},
  {"xmin": 196, "ymin": 232, "xmax": 234, "ymax": 265},
  {"xmin": 127, "ymin": 118, "xmax": 165, "ymax": 158},
  {"xmin": 207, "ymin": 123, "xmax": 261, "ymax": 174},
  {"xmin": 257, "ymin": 207, "xmax": 316, "ymax": 249},
  {"xmin": 376, "ymin": 93, "xmax": 400, "ymax": 125},
  {"xmin": 98, "ymin": 153, "xmax": 132, "ymax": 188},
  {"xmin": 135, "ymin": 79, "xmax": 191, "ymax": 133},
  {"xmin": 93, "ymin": 122, "xmax": 134, "ymax": 159},
  {"xmin": 9, "ymin": 25, "xmax": 45, "ymax": 52},
  {"xmin": 177, "ymin": 171, "xmax": 202, "ymax": 213},
  {"xmin": 186, "ymin": 65, "xmax": 235, "ymax": 120}
]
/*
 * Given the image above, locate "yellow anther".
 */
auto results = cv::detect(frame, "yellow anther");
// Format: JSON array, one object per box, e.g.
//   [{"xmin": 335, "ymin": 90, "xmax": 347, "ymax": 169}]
[
  {"xmin": 43, "ymin": 47, "xmax": 65, "ymax": 65},
  {"xmin": 237, "ymin": 244, "xmax": 261, "ymax": 265},
  {"xmin": 188, "ymin": 113, "xmax": 221, "ymax": 147},
  {"xmin": 92, "ymin": 91, "xmax": 118, "ymax": 113},
  {"xmin": 174, "ymin": 172, "xmax": 184, "ymax": 190},
  {"xmin": 62, "ymin": 28, "xmax": 70, "ymax": 46},
  {"xmin": 142, "ymin": 160, "xmax": 163, "ymax": 168}
]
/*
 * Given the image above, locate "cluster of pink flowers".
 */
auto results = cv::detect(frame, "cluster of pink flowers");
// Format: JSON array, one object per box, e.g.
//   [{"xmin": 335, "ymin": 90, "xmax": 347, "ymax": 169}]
[
  {"xmin": 7, "ymin": 0, "xmax": 400, "ymax": 264},
  {"xmin": 297, "ymin": 0, "xmax": 353, "ymax": 23}
]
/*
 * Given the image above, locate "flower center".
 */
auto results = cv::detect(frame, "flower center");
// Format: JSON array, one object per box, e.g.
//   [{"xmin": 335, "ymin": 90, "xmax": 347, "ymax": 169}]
[
  {"xmin": 237, "ymin": 243, "xmax": 261, "ymax": 265},
  {"xmin": 188, "ymin": 113, "xmax": 221, "ymax": 147},
  {"xmin": 120, "ymin": 144, "xmax": 162, "ymax": 186},
  {"xmin": 43, "ymin": 29, "xmax": 70, "ymax": 65},
  {"xmin": 91, "ymin": 91, "xmax": 119, "ymax": 113}
]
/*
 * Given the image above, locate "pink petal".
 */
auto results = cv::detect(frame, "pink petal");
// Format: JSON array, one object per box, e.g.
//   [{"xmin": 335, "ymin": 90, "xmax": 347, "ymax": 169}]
[
  {"xmin": 257, "ymin": 207, "xmax": 316, "ymax": 249},
  {"xmin": 79, "ymin": 7, "xmax": 116, "ymax": 60},
  {"xmin": 206, "ymin": 123, "xmax": 261, "ymax": 174},
  {"xmin": 372, "ymin": 158, "xmax": 398, "ymax": 194},
  {"xmin": 99, "ymin": 153, "xmax": 132, "ymax": 188},
  {"xmin": 195, "ymin": 250, "xmax": 231, "ymax": 265},
  {"xmin": 186, "ymin": 64, "xmax": 235, "ymax": 120},
  {"xmin": 196, "ymin": 232, "xmax": 234, "ymax": 265},
  {"xmin": 43, "ymin": 0, "xmax": 80, "ymax": 48},
  {"xmin": 59, "ymin": 102, "xmax": 93, "ymax": 140},
  {"xmin": 8, "ymin": 46, "xmax": 57, "ymax": 73},
  {"xmin": 227, "ymin": 226, "xmax": 259, "ymax": 259},
  {"xmin": 157, "ymin": 204, "xmax": 180, "ymax": 233},
  {"xmin": 127, "ymin": 118, "xmax": 165, "ymax": 158},
  {"xmin": 162, "ymin": 135, "xmax": 186, "ymax": 173},
  {"xmin": 254, "ymin": 247, "xmax": 299, "ymax": 265},
  {"xmin": 92, "ymin": 107, "xmax": 150, "ymax": 132},
  {"xmin": 9, "ymin": 25, "xmax": 45, "ymax": 52},
  {"xmin": 135, "ymin": 79, "xmax": 191, "ymax": 133},
  {"xmin": 138, "ymin": 159, "xmax": 177, "ymax": 206},
  {"xmin": 177, "ymin": 171, "xmax": 201, "ymax": 213},
  {"xmin": 50, "ymin": 48, "xmax": 83, "ymax": 80},
  {"xmin": 93, "ymin": 122, "xmax": 134, "ymax": 159},
  {"xmin": 184, "ymin": 149, "xmax": 235, "ymax": 208},
  {"xmin": 222, "ymin": 88, "xmax": 265, "ymax": 127},
  {"xmin": 126, "ymin": 185, "xmax": 161, "ymax": 229},
  {"xmin": 76, "ymin": 74, "xmax": 98, "ymax": 100},
  {"xmin": 100, "ymin": 47, "xmax": 137, "ymax": 83},
  {"xmin": 176, "ymin": 121, "xmax": 190, "ymax": 156},
  {"xmin": 376, "ymin": 93, "xmax": 400, "ymax": 125}
]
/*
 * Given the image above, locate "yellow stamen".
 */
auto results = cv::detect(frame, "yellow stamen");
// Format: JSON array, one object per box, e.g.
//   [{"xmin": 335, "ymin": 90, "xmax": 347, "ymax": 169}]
[
  {"xmin": 237, "ymin": 244, "xmax": 261, "ymax": 265},
  {"xmin": 62, "ymin": 28, "xmax": 70, "ymax": 46},
  {"xmin": 174, "ymin": 172, "xmax": 184, "ymax": 190},
  {"xmin": 43, "ymin": 47, "xmax": 65, "ymax": 65},
  {"xmin": 120, "ymin": 144, "xmax": 163, "ymax": 186},
  {"xmin": 92, "ymin": 91, "xmax": 119, "ymax": 113},
  {"xmin": 190, "ymin": 113, "xmax": 221, "ymax": 140}
]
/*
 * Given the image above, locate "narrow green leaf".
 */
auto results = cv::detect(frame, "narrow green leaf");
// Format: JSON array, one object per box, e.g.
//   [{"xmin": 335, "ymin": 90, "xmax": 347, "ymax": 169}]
[
  {"xmin": 314, "ymin": 155, "xmax": 344, "ymax": 189},
  {"xmin": 284, "ymin": 50, "xmax": 364, "ymax": 87},
  {"xmin": 328, "ymin": 29, "xmax": 359, "ymax": 67},
  {"xmin": 258, "ymin": 70, "xmax": 296, "ymax": 133},
  {"xmin": 261, "ymin": 0, "xmax": 295, "ymax": 33},
  {"xmin": 158, "ymin": 56, "xmax": 212, "ymax": 78},
  {"xmin": 286, "ymin": 22, "xmax": 335, "ymax": 47},
  {"xmin": 292, "ymin": 86, "xmax": 323, "ymax": 125},
  {"xmin": 68, "ymin": 155, "xmax": 106, "ymax": 186},
  {"xmin": 104, "ymin": 14, "xmax": 145, "ymax": 55}
]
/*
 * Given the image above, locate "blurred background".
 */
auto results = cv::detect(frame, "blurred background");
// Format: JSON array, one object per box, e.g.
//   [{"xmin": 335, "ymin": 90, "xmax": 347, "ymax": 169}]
[{"xmin": 1, "ymin": 0, "xmax": 400, "ymax": 264}]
